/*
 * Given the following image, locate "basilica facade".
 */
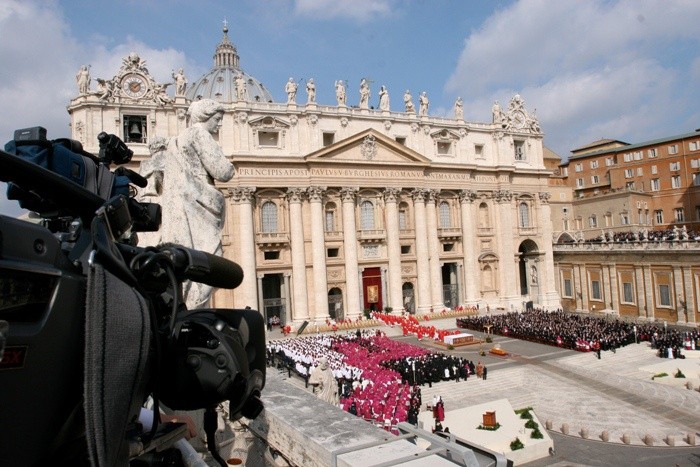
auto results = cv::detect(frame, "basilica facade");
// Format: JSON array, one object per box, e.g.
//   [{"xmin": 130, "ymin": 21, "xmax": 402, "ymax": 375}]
[{"xmin": 67, "ymin": 27, "xmax": 560, "ymax": 325}]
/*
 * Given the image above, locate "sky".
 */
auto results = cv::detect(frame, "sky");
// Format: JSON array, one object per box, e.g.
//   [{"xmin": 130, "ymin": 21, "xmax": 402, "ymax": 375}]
[{"xmin": 1, "ymin": 0, "xmax": 699, "ymax": 216}]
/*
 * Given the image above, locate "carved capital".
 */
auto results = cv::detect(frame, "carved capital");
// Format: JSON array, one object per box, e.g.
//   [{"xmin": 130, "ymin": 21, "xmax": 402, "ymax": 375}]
[
  {"xmin": 229, "ymin": 186, "xmax": 256, "ymax": 203},
  {"xmin": 339, "ymin": 187, "xmax": 358, "ymax": 202},
  {"xmin": 494, "ymin": 190, "xmax": 513, "ymax": 203},
  {"xmin": 538, "ymin": 192, "xmax": 551, "ymax": 204},
  {"xmin": 285, "ymin": 187, "xmax": 306, "ymax": 204},
  {"xmin": 425, "ymin": 189, "xmax": 439, "ymax": 203},
  {"xmin": 459, "ymin": 189, "xmax": 477, "ymax": 203},
  {"xmin": 307, "ymin": 186, "xmax": 327, "ymax": 202},
  {"xmin": 383, "ymin": 187, "xmax": 402, "ymax": 203},
  {"xmin": 410, "ymin": 188, "xmax": 426, "ymax": 202}
]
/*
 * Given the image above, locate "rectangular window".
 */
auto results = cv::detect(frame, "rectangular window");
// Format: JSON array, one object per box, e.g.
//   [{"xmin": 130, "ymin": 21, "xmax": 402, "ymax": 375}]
[
  {"xmin": 258, "ymin": 131, "xmax": 279, "ymax": 147},
  {"xmin": 574, "ymin": 163, "xmax": 583, "ymax": 172},
  {"xmin": 633, "ymin": 151, "xmax": 643, "ymax": 161},
  {"xmin": 590, "ymin": 160, "xmax": 599, "ymax": 169},
  {"xmin": 674, "ymin": 208, "xmax": 684, "ymax": 222},
  {"xmin": 563, "ymin": 278, "xmax": 572, "ymax": 298},
  {"xmin": 123, "ymin": 115, "xmax": 147, "ymax": 144},
  {"xmin": 668, "ymin": 145, "xmax": 678, "ymax": 155},
  {"xmin": 591, "ymin": 175, "xmax": 599, "ymax": 184},
  {"xmin": 438, "ymin": 141, "xmax": 453, "ymax": 155},
  {"xmin": 621, "ymin": 213, "xmax": 630, "ymax": 225},
  {"xmin": 325, "ymin": 210, "xmax": 335, "ymax": 232},
  {"xmin": 626, "ymin": 181, "xmax": 635, "ymax": 189},
  {"xmin": 622, "ymin": 282, "xmax": 634, "ymax": 303},
  {"xmin": 474, "ymin": 144, "xmax": 484, "ymax": 158},
  {"xmin": 589, "ymin": 216, "xmax": 597, "ymax": 227},
  {"xmin": 562, "ymin": 167, "xmax": 568, "ymax": 176},
  {"xmin": 322, "ymin": 132, "xmax": 335, "ymax": 147},
  {"xmin": 623, "ymin": 153, "xmax": 632, "ymax": 162},
  {"xmin": 694, "ymin": 173, "xmax": 700, "ymax": 187},
  {"xmin": 576, "ymin": 178, "xmax": 584, "ymax": 188},
  {"xmin": 655, "ymin": 210, "xmax": 664, "ymax": 224},
  {"xmin": 691, "ymin": 159, "xmax": 700, "ymax": 169},
  {"xmin": 670, "ymin": 161, "xmax": 680, "ymax": 171},
  {"xmin": 264, "ymin": 251, "xmax": 280, "ymax": 260},
  {"xmin": 395, "ymin": 136, "xmax": 406, "ymax": 145},
  {"xmin": 648, "ymin": 148, "xmax": 657, "ymax": 158},
  {"xmin": 658, "ymin": 284, "xmax": 671, "ymax": 306},
  {"xmin": 671, "ymin": 175, "xmax": 681, "ymax": 188},
  {"xmin": 696, "ymin": 206, "xmax": 700, "ymax": 221},
  {"xmin": 636, "ymin": 168, "xmax": 643, "ymax": 176},
  {"xmin": 443, "ymin": 243, "xmax": 454, "ymax": 252},
  {"xmin": 690, "ymin": 141, "xmax": 699, "ymax": 151},
  {"xmin": 651, "ymin": 165, "xmax": 657, "ymax": 174},
  {"xmin": 624, "ymin": 169, "xmax": 634, "ymax": 178},
  {"xmin": 399, "ymin": 210, "xmax": 407, "ymax": 230},
  {"xmin": 401, "ymin": 245, "xmax": 411, "ymax": 255},
  {"xmin": 514, "ymin": 141, "xmax": 525, "ymax": 160},
  {"xmin": 651, "ymin": 179, "xmax": 660, "ymax": 191},
  {"xmin": 326, "ymin": 248, "xmax": 339, "ymax": 258},
  {"xmin": 591, "ymin": 280, "xmax": 602, "ymax": 300},
  {"xmin": 605, "ymin": 157, "xmax": 614, "ymax": 166}
]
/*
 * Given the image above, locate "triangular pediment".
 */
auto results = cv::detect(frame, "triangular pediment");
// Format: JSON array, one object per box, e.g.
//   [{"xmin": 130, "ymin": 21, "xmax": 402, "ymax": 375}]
[
  {"xmin": 248, "ymin": 115, "xmax": 290, "ymax": 129},
  {"xmin": 305, "ymin": 129, "xmax": 431, "ymax": 167}
]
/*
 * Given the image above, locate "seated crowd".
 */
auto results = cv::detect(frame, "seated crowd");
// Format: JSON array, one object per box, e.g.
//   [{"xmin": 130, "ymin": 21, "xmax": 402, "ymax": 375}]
[
  {"xmin": 457, "ymin": 308, "xmax": 699, "ymax": 358},
  {"xmin": 266, "ymin": 330, "xmax": 482, "ymax": 427}
]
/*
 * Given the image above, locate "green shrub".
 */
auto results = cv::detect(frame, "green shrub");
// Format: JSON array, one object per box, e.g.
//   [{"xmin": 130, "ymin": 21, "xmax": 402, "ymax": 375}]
[
  {"xmin": 674, "ymin": 369, "xmax": 686, "ymax": 378},
  {"xmin": 520, "ymin": 411, "xmax": 533, "ymax": 420},
  {"xmin": 510, "ymin": 437, "xmax": 524, "ymax": 450},
  {"xmin": 447, "ymin": 344, "xmax": 455, "ymax": 350},
  {"xmin": 525, "ymin": 419, "xmax": 538, "ymax": 429},
  {"xmin": 477, "ymin": 423, "xmax": 501, "ymax": 431},
  {"xmin": 651, "ymin": 372, "xmax": 668, "ymax": 380},
  {"xmin": 485, "ymin": 336, "xmax": 493, "ymax": 343},
  {"xmin": 531, "ymin": 428, "xmax": 544, "ymax": 439}
]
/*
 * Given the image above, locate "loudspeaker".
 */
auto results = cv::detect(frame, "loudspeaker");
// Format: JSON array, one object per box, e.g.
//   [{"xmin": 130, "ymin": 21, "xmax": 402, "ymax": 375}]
[{"xmin": 296, "ymin": 320, "xmax": 309, "ymax": 335}]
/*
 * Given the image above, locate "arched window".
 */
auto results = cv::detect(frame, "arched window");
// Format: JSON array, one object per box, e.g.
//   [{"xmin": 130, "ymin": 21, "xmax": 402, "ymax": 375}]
[
  {"xmin": 360, "ymin": 200, "xmax": 375, "ymax": 230},
  {"xmin": 518, "ymin": 202, "xmax": 530, "ymax": 228},
  {"xmin": 261, "ymin": 201, "xmax": 278, "ymax": 233},
  {"xmin": 479, "ymin": 202, "xmax": 490, "ymax": 228},
  {"xmin": 399, "ymin": 202, "xmax": 409, "ymax": 230},
  {"xmin": 439, "ymin": 201, "xmax": 451, "ymax": 228},
  {"xmin": 325, "ymin": 202, "xmax": 337, "ymax": 232}
]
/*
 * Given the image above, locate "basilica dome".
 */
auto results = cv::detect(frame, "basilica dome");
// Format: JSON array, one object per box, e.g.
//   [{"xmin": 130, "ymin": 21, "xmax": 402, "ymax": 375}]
[{"xmin": 186, "ymin": 26, "xmax": 275, "ymax": 104}]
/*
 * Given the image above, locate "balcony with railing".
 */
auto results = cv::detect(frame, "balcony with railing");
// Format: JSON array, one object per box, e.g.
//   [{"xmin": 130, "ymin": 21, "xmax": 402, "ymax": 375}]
[
  {"xmin": 437, "ymin": 227, "xmax": 462, "ymax": 240},
  {"xmin": 477, "ymin": 227, "xmax": 494, "ymax": 236},
  {"xmin": 255, "ymin": 231, "xmax": 290, "ymax": 247},
  {"xmin": 357, "ymin": 229, "xmax": 386, "ymax": 243}
]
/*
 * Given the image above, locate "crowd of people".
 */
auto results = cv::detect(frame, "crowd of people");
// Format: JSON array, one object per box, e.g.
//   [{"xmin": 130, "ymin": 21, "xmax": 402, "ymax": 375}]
[
  {"xmin": 585, "ymin": 226, "xmax": 700, "ymax": 244},
  {"xmin": 457, "ymin": 308, "xmax": 699, "ymax": 359},
  {"xmin": 266, "ymin": 329, "xmax": 486, "ymax": 428}
]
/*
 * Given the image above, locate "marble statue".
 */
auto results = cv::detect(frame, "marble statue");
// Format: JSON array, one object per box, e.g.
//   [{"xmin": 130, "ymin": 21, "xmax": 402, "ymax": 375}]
[
  {"xmin": 235, "ymin": 73, "xmax": 248, "ymax": 101},
  {"xmin": 527, "ymin": 109, "xmax": 540, "ymax": 133},
  {"xmin": 306, "ymin": 78, "xmax": 316, "ymax": 103},
  {"xmin": 419, "ymin": 91, "xmax": 429, "ymax": 116},
  {"xmin": 285, "ymin": 77, "xmax": 298, "ymax": 104},
  {"xmin": 96, "ymin": 78, "xmax": 115, "ymax": 101},
  {"xmin": 172, "ymin": 68, "xmax": 187, "ymax": 96},
  {"xmin": 492, "ymin": 100, "xmax": 505, "ymax": 126},
  {"xmin": 76, "ymin": 65, "xmax": 91, "ymax": 94},
  {"xmin": 152, "ymin": 82, "xmax": 173, "ymax": 106},
  {"xmin": 359, "ymin": 78, "xmax": 370, "ymax": 109},
  {"xmin": 404, "ymin": 90, "xmax": 415, "ymax": 113},
  {"xmin": 142, "ymin": 99, "xmax": 235, "ymax": 309},
  {"xmin": 308, "ymin": 357, "xmax": 338, "ymax": 405},
  {"xmin": 335, "ymin": 80, "xmax": 346, "ymax": 106},
  {"xmin": 454, "ymin": 97, "xmax": 464, "ymax": 120},
  {"xmin": 378, "ymin": 85, "xmax": 390, "ymax": 111}
]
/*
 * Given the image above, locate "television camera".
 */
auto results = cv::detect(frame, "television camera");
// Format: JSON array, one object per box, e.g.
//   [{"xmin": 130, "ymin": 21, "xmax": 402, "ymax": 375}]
[{"xmin": 0, "ymin": 127, "xmax": 266, "ymax": 466}]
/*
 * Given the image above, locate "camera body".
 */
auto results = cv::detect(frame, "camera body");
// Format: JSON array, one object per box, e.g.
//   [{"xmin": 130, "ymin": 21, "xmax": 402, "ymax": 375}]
[{"xmin": 0, "ymin": 129, "xmax": 265, "ymax": 465}]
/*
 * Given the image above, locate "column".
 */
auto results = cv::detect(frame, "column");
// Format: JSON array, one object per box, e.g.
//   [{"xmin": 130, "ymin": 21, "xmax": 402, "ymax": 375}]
[
  {"xmin": 673, "ymin": 265, "xmax": 685, "ymax": 323},
  {"xmin": 573, "ymin": 264, "xmax": 586, "ymax": 311},
  {"xmin": 384, "ymin": 188, "xmax": 404, "ymax": 313},
  {"xmin": 602, "ymin": 266, "xmax": 611, "ymax": 311},
  {"xmin": 230, "ymin": 187, "xmax": 258, "ymax": 310},
  {"xmin": 682, "ymin": 266, "xmax": 696, "ymax": 323},
  {"xmin": 495, "ymin": 190, "xmax": 518, "ymax": 305},
  {"xmin": 308, "ymin": 186, "xmax": 329, "ymax": 321},
  {"xmin": 634, "ymin": 266, "xmax": 647, "ymax": 318},
  {"xmin": 642, "ymin": 265, "xmax": 654, "ymax": 319},
  {"xmin": 425, "ymin": 190, "xmax": 443, "ymax": 310},
  {"xmin": 287, "ymin": 188, "xmax": 309, "ymax": 322},
  {"xmin": 460, "ymin": 190, "xmax": 479, "ymax": 305},
  {"xmin": 608, "ymin": 263, "xmax": 619, "ymax": 312},
  {"xmin": 537, "ymin": 192, "xmax": 560, "ymax": 308},
  {"xmin": 341, "ymin": 187, "xmax": 361, "ymax": 319},
  {"xmin": 411, "ymin": 189, "xmax": 431, "ymax": 314}
]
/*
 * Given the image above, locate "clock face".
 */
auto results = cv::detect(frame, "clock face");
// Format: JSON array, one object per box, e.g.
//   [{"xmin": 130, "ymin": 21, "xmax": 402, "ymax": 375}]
[
  {"xmin": 512, "ymin": 110, "xmax": 526, "ymax": 129},
  {"xmin": 122, "ymin": 74, "xmax": 147, "ymax": 98}
]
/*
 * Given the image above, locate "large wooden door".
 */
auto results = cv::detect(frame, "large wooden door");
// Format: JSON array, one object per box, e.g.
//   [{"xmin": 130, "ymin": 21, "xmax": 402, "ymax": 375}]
[{"xmin": 362, "ymin": 267, "xmax": 382, "ymax": 312}]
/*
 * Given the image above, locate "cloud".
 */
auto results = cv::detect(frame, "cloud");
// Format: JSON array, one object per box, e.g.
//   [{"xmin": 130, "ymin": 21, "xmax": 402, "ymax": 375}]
[
  {"xmin": 446, "ymin": 0, "xmax": 700, "ymax": 157},
  {"xmin": 293, "ymin": 0, "xmax": 396, "ymax": 21}
]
